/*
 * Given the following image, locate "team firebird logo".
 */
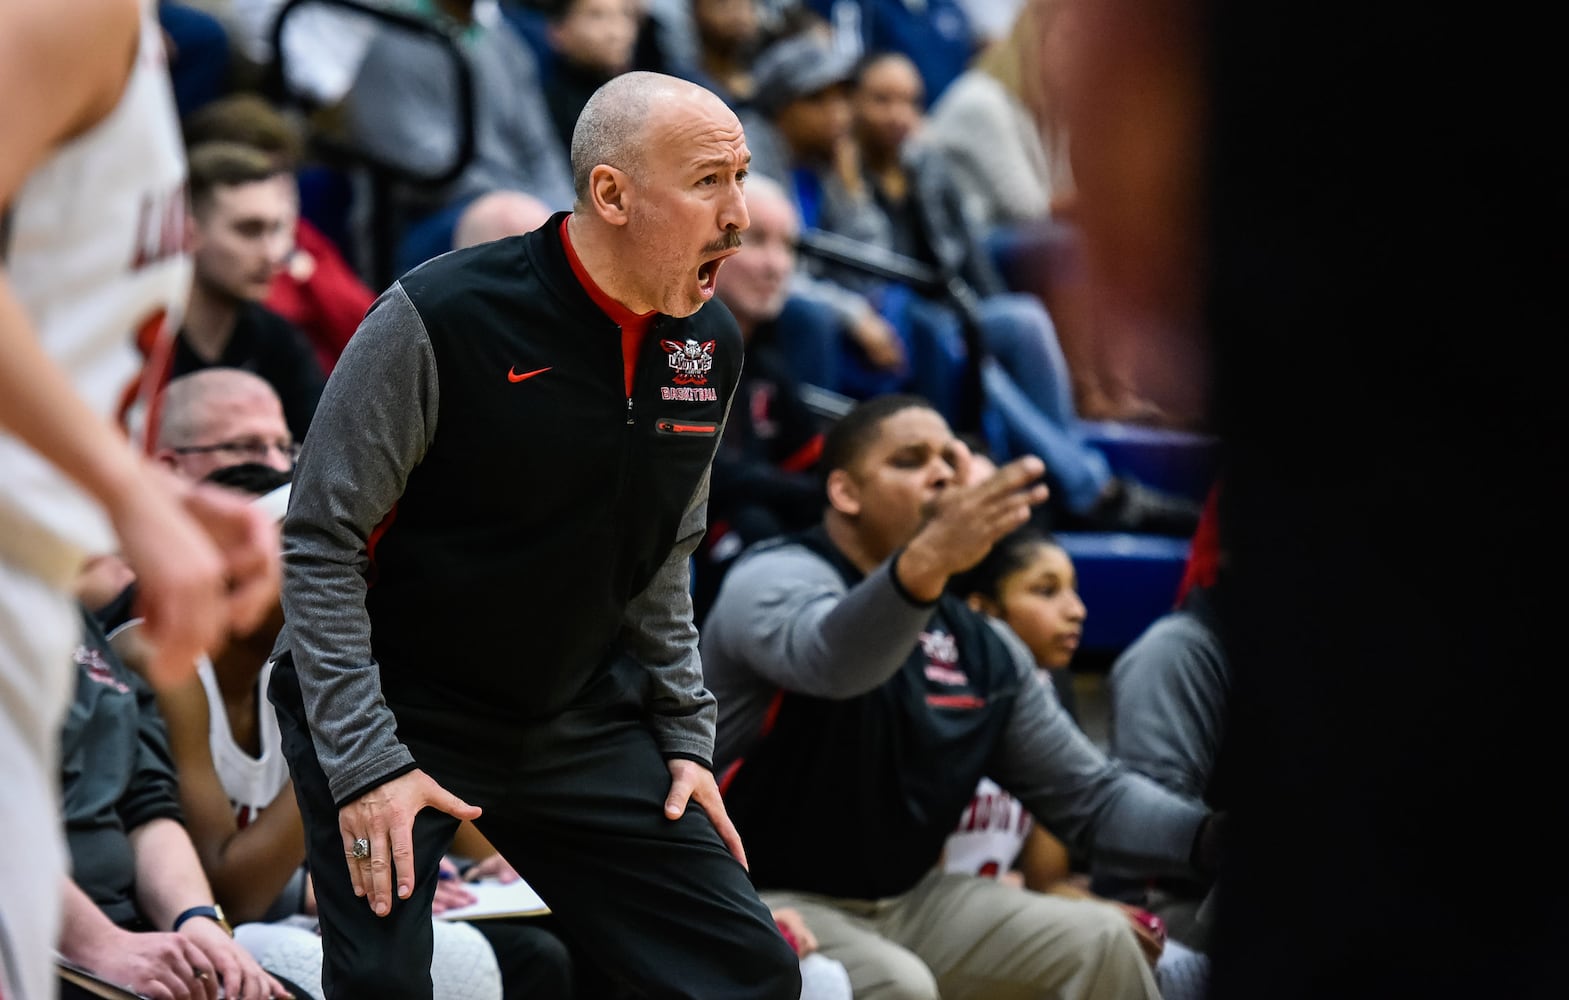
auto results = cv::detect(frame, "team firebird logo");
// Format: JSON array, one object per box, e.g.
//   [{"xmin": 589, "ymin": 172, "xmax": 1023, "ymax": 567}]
[{"xmin": 661, "ymin": 338, "xmax": 716, "ymax": 385}]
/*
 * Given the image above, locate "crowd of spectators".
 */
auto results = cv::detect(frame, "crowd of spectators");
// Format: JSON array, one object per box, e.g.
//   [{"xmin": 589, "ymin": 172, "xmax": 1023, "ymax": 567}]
[{"xmin": 13, "ymin": 1, "xmax": 1228, "ymax": 997}]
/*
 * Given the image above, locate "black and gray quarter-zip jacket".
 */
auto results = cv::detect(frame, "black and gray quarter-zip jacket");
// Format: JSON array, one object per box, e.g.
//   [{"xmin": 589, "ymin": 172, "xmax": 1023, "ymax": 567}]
[{"xmin": 269, "ymin": 214, "xmax": 741, "ymax": 807}]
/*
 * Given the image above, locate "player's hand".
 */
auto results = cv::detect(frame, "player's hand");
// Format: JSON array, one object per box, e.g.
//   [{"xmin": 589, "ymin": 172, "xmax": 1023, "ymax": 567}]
[
  {"xmin": 771, "ymin": 907, "xmax": 819, "ymax": 957},
  {"xmin": 664, "ymin": 759, "xmax": 748, "ymax": 871},
  {"xmin": 109, "ymin": 466, "xmax": 231, "ymax": 688},
  {"xmin": 431, "ymin": 856, "xmax": 477, "ymax": 915},
  {"xmin": 340, "ymin": 769, "xmax": 481, "ymax": 917},
  {"xmin": 180, "ymin": 479, "xmax": 281, "ymax": 636},
  {"xmin": 848, "ymin": 309, "xmax": 906, "ymax": 372},
  {"xmin": 462, "ymin": 852, "xmax": 520, "ymax": 884}
]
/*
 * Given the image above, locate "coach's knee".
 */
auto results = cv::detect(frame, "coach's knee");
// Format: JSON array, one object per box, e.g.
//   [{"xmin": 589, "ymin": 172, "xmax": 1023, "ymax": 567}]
[{"xmin": 753, "ymin": 924, "xmax": 805, "ymax": 1000}]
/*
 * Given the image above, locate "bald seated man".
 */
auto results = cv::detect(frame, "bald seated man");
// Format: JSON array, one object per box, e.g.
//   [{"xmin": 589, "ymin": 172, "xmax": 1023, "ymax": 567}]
[
  {"xmin": 154, "ymin": 368, "xmax": 298, "ymax": 482},
  {"xmin": 452, "ymin": 189, "xmax": 556, "ymax": 252},
  {"xmin": 266, "ymin": 71, "xmax": 801, "ymax": 998}
]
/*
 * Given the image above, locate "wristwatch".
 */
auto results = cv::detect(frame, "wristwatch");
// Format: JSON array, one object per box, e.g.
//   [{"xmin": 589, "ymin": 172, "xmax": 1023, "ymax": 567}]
[{"xmin": 172, "ymin": 903, "xmax": 233, "ymax": 937}]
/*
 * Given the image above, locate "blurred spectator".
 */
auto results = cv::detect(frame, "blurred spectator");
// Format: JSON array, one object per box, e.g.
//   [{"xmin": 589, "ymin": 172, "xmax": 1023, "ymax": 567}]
[
  {"xmin": 704, "ymin": 395, "xmax": 1222, "ymax": 998},
  {"xmin": 1096, "ymin": 502, "xmax": 1232, "ymax": 953},
  {"xmin": 160, "ymin": 1, "xmax": 234, "ymax": 117},
  {"xmin": 451, "ymin": 189, "xmax": 556, "ymax": 249},
  {"xmin": 739, "ymin": 26, "xmax": 918, "ymax": 396},
  {"xmin": 539, "ymin": 0, "xmax": 641, "ymax": 155},
  {"xmin": 694, "ymin": 175, "xmax": 826, "ymax": 623},
  {"xmin": 153, "ymin": 368, "xmax": 299, "ymax": 481},
  {"xmin": 344, "ymin": 0, "xmax": 574, "ymax": 276},
  {"xmin": 803, "ymin": 0, "xmax": 977, "ymax": 106},
  {"xmin": 182, "ymin": 93, "xmax": 378, "ymax": 372},
  {"xmin": 687, "ymin": 0, "xmax": 765, "ymax": 106},
  {"xmin": 922, "ymin": 0, "xmax": 1171, "ymax": 425},
  {"xmin": 58, "ymin": 598, "xmax": 295, "ymax": 1000},
  {"xmin": 750, "ymin": 33, "xmax": 1200, "ymax": 534},
  {"xmin": 861, "ymin": 45, "xmax": 1183, "ymax": 452},
  {"xmin": 175, "ymin": 142, "xmax": 325, "ymax": 439},
  {"xmin": 923, "ymin": 0, "xmax": 1070, "ymax": 230}
]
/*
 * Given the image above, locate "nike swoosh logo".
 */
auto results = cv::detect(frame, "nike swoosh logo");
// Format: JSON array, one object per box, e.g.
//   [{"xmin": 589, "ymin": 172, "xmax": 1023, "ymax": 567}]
[{"xmin": 507, "ymin": 366, "xmax": 551, "ymax": 383}]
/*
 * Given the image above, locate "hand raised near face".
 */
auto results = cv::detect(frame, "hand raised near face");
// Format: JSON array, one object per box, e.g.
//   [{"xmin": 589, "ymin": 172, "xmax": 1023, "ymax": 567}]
[{"xmin": 896, "ymin": 452, "xmax": 1049, "ymax": 602}]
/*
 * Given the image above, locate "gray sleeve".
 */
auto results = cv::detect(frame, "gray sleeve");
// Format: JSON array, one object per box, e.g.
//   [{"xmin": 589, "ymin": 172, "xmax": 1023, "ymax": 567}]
[
  {"xmin": 1106, "ymin": 614, "xmax": 1229, "ymax": 803},
  {"xmin": 925, "ymin": 75, "xmax": 1052, "ymax": 227},
  {"xmin": 703, "ymin": 546, "xmax": 936, "ymax": 700},
  {"xmin": 984, "ymin": 621, "xmax": 1208, "ymax": 880},
  {"xmin": 278, "ymin": 284, "xmax": 436, "ymax": 805},
  {"xmin": 621, "ymin": 464, "xmax": 719, "ymax": 766}
]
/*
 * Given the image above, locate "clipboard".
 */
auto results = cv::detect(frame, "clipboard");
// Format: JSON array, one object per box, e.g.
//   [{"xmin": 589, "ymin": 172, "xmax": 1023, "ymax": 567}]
[
  {"xmin": 57, "ymin": 955, "xmax": 151, "ymax": 1000},
  {"xmin": 434, "ymin": 877, "xmax": 551, "ymax": 920}
]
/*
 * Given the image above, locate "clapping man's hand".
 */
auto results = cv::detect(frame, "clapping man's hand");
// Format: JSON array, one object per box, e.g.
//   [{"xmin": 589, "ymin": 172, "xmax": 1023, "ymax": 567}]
[{"xmin": 896, "ymin": 451, "xmax": 1049, "ymax": 601}]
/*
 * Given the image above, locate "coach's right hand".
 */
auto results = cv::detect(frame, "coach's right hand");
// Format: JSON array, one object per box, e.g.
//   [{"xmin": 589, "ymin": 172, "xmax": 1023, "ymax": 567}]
[{"xmin": 341, "ymin": 769, "xmax": 482, "ymax": 916}]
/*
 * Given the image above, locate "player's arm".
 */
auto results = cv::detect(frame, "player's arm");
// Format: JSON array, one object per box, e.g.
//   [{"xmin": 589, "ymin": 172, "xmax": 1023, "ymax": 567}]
[
  {"xmin": 153, "ymin": 668, "xmax": 306, "ymax": 923},
  {"xmin": 985, "ymin": 622, "xmax": 1208, "ymax": 880},
  {"xmin": 2, "ymin": 1, "xmax": 279, "ymax": 684},
  {"xmin": 0, "ymin": 0, "xmax": 149, "ymax": 508}
]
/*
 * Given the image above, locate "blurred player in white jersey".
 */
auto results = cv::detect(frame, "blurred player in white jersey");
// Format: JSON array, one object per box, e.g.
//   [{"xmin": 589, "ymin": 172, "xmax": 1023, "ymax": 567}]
[{"xmin": 1, "ymin": 2, "xmax": 280, "ymax": 996}]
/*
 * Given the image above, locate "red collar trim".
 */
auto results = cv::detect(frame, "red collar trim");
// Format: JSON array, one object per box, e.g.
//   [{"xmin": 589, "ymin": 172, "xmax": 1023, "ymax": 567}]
[{"xmin": 560, "ymin": 216, "xmax": 655, "ymax": 330}]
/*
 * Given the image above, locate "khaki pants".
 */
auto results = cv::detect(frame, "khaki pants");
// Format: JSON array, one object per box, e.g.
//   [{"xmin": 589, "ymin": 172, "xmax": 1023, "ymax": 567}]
[{"xmin": 763, "ymin": 869, "xmax": 1160, "ymax": 1000}]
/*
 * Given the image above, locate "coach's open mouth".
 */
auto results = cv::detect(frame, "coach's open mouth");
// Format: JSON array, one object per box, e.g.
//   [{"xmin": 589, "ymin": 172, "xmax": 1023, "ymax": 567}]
[{"xmin": 697, "ymin": 250, "xmax": 737, "ymax": 298}]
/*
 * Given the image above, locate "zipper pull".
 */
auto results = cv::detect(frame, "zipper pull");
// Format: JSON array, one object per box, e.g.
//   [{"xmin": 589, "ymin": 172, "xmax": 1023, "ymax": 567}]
[{"xmin": 626, "ymin": 397, "xmax": 634, "ymax": 425}]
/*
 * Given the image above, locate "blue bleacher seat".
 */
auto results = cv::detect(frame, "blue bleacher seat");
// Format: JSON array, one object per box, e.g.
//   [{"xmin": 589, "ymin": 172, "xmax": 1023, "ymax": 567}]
[
  {"xmin": 1080, "ymin": 421, "xmax": 1219, "ymax": 503},
  {"xmin": 1058, "ymin": 531, "xmax": 1190, "ymax": 655}
]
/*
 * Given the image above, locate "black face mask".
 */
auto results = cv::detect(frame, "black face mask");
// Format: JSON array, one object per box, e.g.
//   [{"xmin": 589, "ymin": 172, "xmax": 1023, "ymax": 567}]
[{"xmin": 201, "ymin": 461, "xmax": 294, "ymax": 496}]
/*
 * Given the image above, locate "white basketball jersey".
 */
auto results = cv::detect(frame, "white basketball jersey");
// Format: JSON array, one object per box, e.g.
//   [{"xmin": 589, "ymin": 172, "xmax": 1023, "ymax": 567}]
[
  {"xmin": 943, "ymin": 777, "xmax": 1033, "ymax": 879},
  {"xmin": 198, "ymin": 658, "xmax": 288, "ymax": 828},
  {"xmin": 0, "ymin": 7, "xmax": 191, "ymax": 570}
]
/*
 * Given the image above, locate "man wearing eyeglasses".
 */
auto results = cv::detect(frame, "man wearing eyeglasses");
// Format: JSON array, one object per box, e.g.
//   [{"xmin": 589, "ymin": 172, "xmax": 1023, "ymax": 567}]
[{"xmin": 154, "ymin": 369, "xmax": 300, "ymax": 482}]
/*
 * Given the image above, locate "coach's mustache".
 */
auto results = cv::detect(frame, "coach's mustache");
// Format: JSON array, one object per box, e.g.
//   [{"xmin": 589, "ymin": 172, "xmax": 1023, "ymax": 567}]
[{"xmin": 703, "ymin": 231, "xmax": 744, "ymax": 255}]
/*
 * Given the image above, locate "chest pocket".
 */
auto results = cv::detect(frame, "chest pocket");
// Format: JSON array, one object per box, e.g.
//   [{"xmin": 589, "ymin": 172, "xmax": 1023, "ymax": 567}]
[{"xmin": 654, "ymin": 419, "xmax": 718, "ymax": 437}]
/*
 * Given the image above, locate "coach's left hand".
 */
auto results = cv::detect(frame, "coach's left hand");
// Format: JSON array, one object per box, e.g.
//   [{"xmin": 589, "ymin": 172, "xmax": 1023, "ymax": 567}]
[
  {"xmin": 664, "ymin": 759, "xmax": 748, "ymax": 871},
  {"xmin": 341, "ymin": 769, "xmax": 482, "ymax": 917}
]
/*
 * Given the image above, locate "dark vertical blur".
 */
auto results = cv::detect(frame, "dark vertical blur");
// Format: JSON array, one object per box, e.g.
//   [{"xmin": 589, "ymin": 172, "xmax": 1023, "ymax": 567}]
[{"xmin": 1068, "ymin": 0, "xmax": 1567, "ymax": 997}]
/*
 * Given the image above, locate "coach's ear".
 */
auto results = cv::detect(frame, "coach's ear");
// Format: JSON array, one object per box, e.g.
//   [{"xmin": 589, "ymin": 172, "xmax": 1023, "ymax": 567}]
[
  {"xmin": 588, "ymin": 164, "xmax": 631, "ymax": 226},
  {"xmin": 826, "ymin": 467, "xmax": 861, "ymax": 518}
]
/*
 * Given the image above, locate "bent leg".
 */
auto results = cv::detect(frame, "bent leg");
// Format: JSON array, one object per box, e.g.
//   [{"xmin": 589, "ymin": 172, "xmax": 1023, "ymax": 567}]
[
  {"xmin": 983, "ymin": 360, "xmax": 1111, "ymax": 512},
  {"xmin": 272, "ymin": 660, "xmax": 458, "ymax": 999},
  {"xmin": 466, "ymin": 918, "xmax": 574, "ymax": 1000},
  {"xmin": 885, "ymin": 871, "xmax": 1159, "ymax": 1000},
  {"xmin": 439, "ymin": 661, "xmax": 800, "ymax": 1000},
  {"xmin": 978, "ymin": 293, "xmax": 1080, "ymax": 426}
]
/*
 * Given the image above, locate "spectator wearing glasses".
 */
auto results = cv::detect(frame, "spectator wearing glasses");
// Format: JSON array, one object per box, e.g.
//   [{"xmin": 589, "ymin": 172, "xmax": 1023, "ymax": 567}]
[
  {"xmin": 79, "ymin": 367, "xmax": 301, "ymax": 643},
  {"xmin": 154, "ymin": 369, "xmax": 300, "ymax": 482}
]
